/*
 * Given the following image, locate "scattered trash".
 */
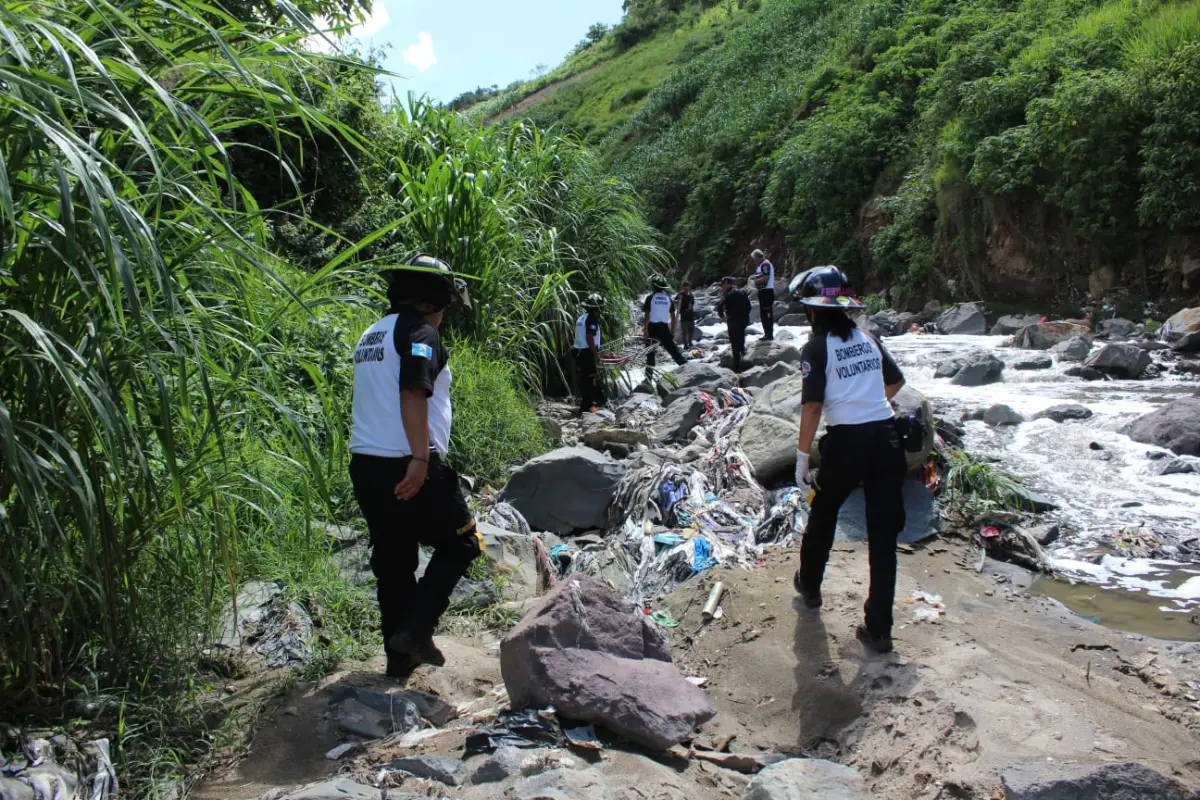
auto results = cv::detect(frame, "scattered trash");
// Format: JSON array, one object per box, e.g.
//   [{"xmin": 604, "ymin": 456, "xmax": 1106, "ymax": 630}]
[
  {"xmin": 650, "ymin": 609, "xmax": 679, "ymax": 628},
  {"xmin": 686, "ymin": 676, "xmax": 711, "ymax": 688},
  {"xmin": 702, "ymin": 582, "xmax": 726, "ymax": 622},
  {"xmin": 563, "ymin": 724, "xmax": 603, "ymax": 751},
  {"xmin": 326, "ymin": 743, "xmax": 357, "ymax": 760},
  {"xmin": 910, "ymin": 590, "xmax": 945, "ymax": 610},
  {"xmin": 913, "ymin": 608, "xmax": 941, "ymax": 623},
  {"xmin": 689, "ymin": 750, "xmax": 789, "ymax": 774},
  {"xmin": 463, "ymin": 708, "xmax": 565, "ymax": 757}
]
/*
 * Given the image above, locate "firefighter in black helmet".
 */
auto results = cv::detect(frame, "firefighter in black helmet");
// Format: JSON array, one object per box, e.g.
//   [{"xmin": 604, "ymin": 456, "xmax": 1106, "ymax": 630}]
[
  {"xmin": 643, "ymin": 274, "xmax": 687, "ymax": 367},
  {"xmin": 348, "ymin": 253, "xmax": 481, "ymax": 678},
  {"xmin": 790, "ymin": 266, "xmax": 907, "ymax": 654},
  {"xmin": 573, "ymin": 293, "xmax": 606, "ymax": 414}
]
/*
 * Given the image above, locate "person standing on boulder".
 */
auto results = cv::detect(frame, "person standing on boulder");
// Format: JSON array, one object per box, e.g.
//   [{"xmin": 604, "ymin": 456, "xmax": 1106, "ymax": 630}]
[
  {"xmin": 675, "ymin": 281, "xmax": 696, "ymax": 349},
  {"xmin": 573, "ymin": 293, "xmax": 606, "ymax": 415},
  {"xmin": 750, "ymin": 248, "xmax": 776, "ymax": 341},
  {"xmin": 716, "ymin": 276, "xmax": 752, "ymax": 372},
  {"xmin": 643, "ymin": 274, "xmax": 687, "ymax": 367},
  {"xmin": 348, "ymin": 254, "xmax": 482, "ymax": 678},
  {"xmin": 789, "ymin": 266, "xmax": 907, "ymax": 654}
]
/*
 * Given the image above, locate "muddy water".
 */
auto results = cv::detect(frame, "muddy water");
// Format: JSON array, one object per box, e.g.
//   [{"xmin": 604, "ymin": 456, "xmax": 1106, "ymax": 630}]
[{"xmin": 696, "ymin": 319, "xmax": 1200, "ymax": 639}]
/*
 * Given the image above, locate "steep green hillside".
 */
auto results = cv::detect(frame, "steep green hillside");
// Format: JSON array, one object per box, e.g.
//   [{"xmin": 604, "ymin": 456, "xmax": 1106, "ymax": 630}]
[{"xmin": 495, "ymin": 0, "xmax": 1200, "ymax": 304}]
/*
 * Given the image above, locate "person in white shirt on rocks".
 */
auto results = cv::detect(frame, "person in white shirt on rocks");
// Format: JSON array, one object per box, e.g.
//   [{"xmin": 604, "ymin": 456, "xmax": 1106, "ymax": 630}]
[
  {"xmin": 790, "ymin": 265, "xmax": 908, "ymax": 654},
  {"xmin": 348, "ymin": 254, "xmax": 481, "ymax": 678},
  {"xmin": 642, "ymin": 274, "xmax": 687, "ymax": 367},
  {"xmin": 572, "ymin": 293, "xmax": 606, "ymax": 414},
  {"xmin": 750, "ymin": 248, "xmax": 776, "ymax": 341}
]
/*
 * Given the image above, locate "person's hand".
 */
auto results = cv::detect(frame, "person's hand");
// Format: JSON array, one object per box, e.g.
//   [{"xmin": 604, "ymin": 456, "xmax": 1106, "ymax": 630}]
[
  {"xmin": 795, "ymin": 450, "xmax": 812, "ymax": 491},
  {"xmin": 394, "ymin": 458, "xmax": 429, "ymax": 501}
]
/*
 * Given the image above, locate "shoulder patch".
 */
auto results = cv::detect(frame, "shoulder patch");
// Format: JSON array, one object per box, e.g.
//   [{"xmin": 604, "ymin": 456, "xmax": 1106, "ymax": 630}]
[
  {"xmin": 801, "ymin": 360, "xmax": 812, "ymax": 378},
  {"xmin": 411, "ymin": 342, "xmax": 434, "ymax": 360}
]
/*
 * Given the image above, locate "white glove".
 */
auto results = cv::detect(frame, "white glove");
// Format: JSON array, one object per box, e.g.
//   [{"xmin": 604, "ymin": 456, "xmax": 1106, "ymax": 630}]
[{"xmin": 795, "ymin": 450, "xmax": 812, "ymax": 491}]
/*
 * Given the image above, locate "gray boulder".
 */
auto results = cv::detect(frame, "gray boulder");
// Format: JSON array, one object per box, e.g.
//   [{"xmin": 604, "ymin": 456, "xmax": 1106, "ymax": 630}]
[
  {"xmin": 1095, "ymin": 317, "xmax": 1142, "ymax": 339},
  {"xmin": 471, "ymin": 746, "xmax": 525, "ymax": 784},
  {"xmin": 581, "ymin": 428, "xmax": 651, "ymax": 456},
  {"xmin": 1153, "ymin": 458, "xmax": 1197, "ymax": 476},
  {"xmin": 778, "ymin": 313, "xmax": 806, "ymax": 327},
  {"xmin": 1050, "ymin": 334, "xmax": 1092, "ymax": 362},
  {"xmin": 937, "ymin": 302, "xmax": 986, "ymax": 335},
  {"xmin": 952, "ymin": 353, "xmax": 1005, "ymax": 386},
  {"xmin": 1128, "ymin": 397, "xmax": 1200, "ymax": 456},
  {"xmin": 1174, "ymin": 331, "xmax": 1200, "ymax": 353},
  {"xmin": 1013, "ymin": 356, "xmax": 1053, "ymax": 370},
  {"xmin": 867, "ymin": 309, "xmax": 906, "ymax": 337},
  {"xmin": 651, "ymin": 396, "xmax": 706, "ymax": 444},
  {"xmin": 719, "ymin": 339, "xmax": 803, "ymax": 370},
  {"xmin": 500, "ymin": 448, "xmax": 627, "ymax": 534},
  {"xmin": 1065, "ymin": 364, "xmax": 1108, "ymax": 381},
  {"xmin": 500, "ymin": 575, "xmax": 715, "ymax": 751},
  {"xmin": 744, "ymin": 759, "xmax": 869, "ymax": 800},
  {"xmin": 1086, "ymin": 343, "xmax": 1151, "ymax": 379},
  {"xmin": 335, "ymin": 694, "xmax": 419, "ymax": 739},
  {"xmin": 983, "ymin": 404, "xmax": 1024, "ymax": 426},
  {"xmin": 935, "ymin": 357, "xmax": 966, "ymax": 378},
  {"xmin": 1015, "ymin": 322, "xmax": 1091, "ymax": 350},
  {"xmin": 740, "ymin": 413, "xmax": 801, "ymax": 482},
  {"xmin": 1161, "ymin": 306, "xmax": 1200, "ymax": 342},
  {"xmin": 663, "ymin": 362, "xmax": 738, "ymax": 405},
  {"xmin": 388, "ymin": 755, "xmax": 467, "ymax": 787},
  {"xmin": 740, "ymin": 360, "xmax": 799, "ymax": 389},
  {"xmin": 1033, "ymin": 404, "xmax": 1093, "ymax": 423},
  {"xmin": 514, "ymin": 768, "xmax": 611, "ymax": 800},
  {"xmin": 1001, "ymin": 760, "xmax": 1198, "ymax": 800},
  {"xmin": 991, "ymin": 314, "xmax": 1042, "ymax": 336}
]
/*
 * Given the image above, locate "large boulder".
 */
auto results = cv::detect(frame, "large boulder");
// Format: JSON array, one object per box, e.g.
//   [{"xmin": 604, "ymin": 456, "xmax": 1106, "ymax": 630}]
[
  {"xmin": 1095, "ymin": 317, "xmax": 1142, "ymax": 340},
  {"xmin": 1174, "ymin": 331, "xmax": 1200, "ymax": 353},
  {"xmin": 951, "ymin": 352, "xmax": 1004, "ymax": 386},
  {"xmin": 651, "ymin": 396, "xmax": 706, "ymax": 444},
  {"xmin": 991, "ymin": 314, "xmax": 1042, "ymax": 336},
  {"xmin": 740, "ymin": 360, "xmax": 799, "ymax": 389},
  {"xmin": 663, "ymin": 362, "xmax": 738, "ymax": 405},
  {"xmin": 935, "ymin": 357, "xmax": 967, "ymax": 378},
  {"xmin": 866, "ymin": 309, "xmax": 906, "ymax": 337},
  {"xmin": 937, "ymin": 302, "xmax": 987, "ymax": 335},
  {"xmin": 983, "ymin": 404, "xmax": 1024, "ymax": 426},
  {"xmin": 740, "ymin": 413, "xmax": 801, "ymax": 482},
  {"xmin": 1013, "ymin": 355, "xmax": 1053, "ymax": 370},
  {"xmin": 1161, "ymin": 306, "xmax": 1200, "ymax": 343},
  {"xmin": 1033, "ymin": 404, "xmax": 1093, "ymax": 423},
  {"xmin": 744, "ymin": 759, "xmax": 870, "ymax": 800},
  {"xmin": 500, "ymin": 448, "xmax": 627, "ymax": 534},
  {"xmin": 499, "ymin": 575, "xmax": 716, "ymax": 751},
  {"xmin": 1128, "ymin": 397, "xmax": 1200, "ymax": 456},
  {"xmin": 719, "ymin": 339, "xmax": 803, "ymax": 370},
  {"xmin": 778, "ymin": 313, "xmax": 807, "ymax": 327},
  {"xmin": 1086, "ymin": 343, "xmax": 1151, "ymax": 379},
  {"xmin": 1001, "ymin": 760, "xmax": 1198, "ymax": 800},
  {"xmin": 1014, "ymin": 321, "xmax": 1090, "ymax": 350},
  {"xmin": 1050, "ymin": 334, "xmax": 1091, "ymax": 362}
]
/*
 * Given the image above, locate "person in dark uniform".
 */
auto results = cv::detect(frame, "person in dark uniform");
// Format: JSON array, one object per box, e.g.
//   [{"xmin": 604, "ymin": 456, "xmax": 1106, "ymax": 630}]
[
  {"xmin": 750, "ymin": 248, "xmax": 776, "ymax": 341},
  {"xmin": 573, "ymin": 293, "xmax": 606, "ymax": 414},
  {"xmin": 643, "ymin": 274, "xmax": 687, "ymax": 367},
  {"xmin": 675, "ymin": 281, "xmax": 696, "ymax": 349},
  {"xmin": 348, "ymin": 254, "xmax": 481, "ymax": 678},
  {"xmin": 716, "ymin": 276, "xmax": 752, "ymax": 372},
  {"xmin": 790, "ymin": 266, "xmax": 907, "ymax": 654}
]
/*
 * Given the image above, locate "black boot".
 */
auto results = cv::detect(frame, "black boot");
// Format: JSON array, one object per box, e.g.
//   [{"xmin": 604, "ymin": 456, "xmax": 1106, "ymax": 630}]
[
  {"xmin": 855, "ymin": 624, "xmax": 894, "ymax": 654},
  {"xmin": 793, "ymin": 569, "xmax": 822, "ymax": 609}
]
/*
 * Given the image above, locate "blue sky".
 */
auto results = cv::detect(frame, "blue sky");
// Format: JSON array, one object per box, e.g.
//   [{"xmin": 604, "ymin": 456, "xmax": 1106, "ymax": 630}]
[{"xmin": 338, "ymin": 0, "xmax": 627, "ymax": 104}]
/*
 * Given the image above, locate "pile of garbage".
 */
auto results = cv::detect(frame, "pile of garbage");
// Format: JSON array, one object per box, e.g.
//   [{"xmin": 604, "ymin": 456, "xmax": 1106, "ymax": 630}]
[{"xmin": 0, "ymin": 733, "xmax": 117, "ymax": 800}]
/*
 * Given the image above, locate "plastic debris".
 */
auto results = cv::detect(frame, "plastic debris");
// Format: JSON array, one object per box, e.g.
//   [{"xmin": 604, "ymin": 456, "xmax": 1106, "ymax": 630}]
[
  {"xmin": 702, "ymin": 582, "xmax": 726, "ymax": 622},
  {"xmin": 563, "ymin": 724, "xmax": 603, "ymax": 751},
  {"xmin": 649, "ymin": 609, "xmax": 679, "ymax": 628},
  {"xmin": 913, "ymin": 607, "xmax": 941, "ymax": 623},
  {"xmin": 463, "ymin": 708, "xmax": 565, "ymax": 757},
  {"xmin": 910, "ymin": 590, "xmax": 945, "ymax": 610}
]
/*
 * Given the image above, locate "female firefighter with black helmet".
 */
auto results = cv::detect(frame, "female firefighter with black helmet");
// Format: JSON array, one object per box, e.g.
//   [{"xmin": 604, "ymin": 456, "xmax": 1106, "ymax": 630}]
[
  {"xmin": 348, "ymin": 254, "xmax": 480, "ymax": 678},
  {"xmin": 790, "ymin": 266, "xmax": 908, "ymax": 654}
]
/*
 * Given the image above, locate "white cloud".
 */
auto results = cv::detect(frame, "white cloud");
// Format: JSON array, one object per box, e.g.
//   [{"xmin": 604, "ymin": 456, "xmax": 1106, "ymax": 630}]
[
  {"xmin": 353, "ymin": 0, "xmax": 391, "ymax": 39},
  {"xmin": 304, "ymin": 0, "xmax": 391, "ymax": 54},
  {"xmin": 404, "ymin": 32, "xmax": 437, "ymax": 72}
]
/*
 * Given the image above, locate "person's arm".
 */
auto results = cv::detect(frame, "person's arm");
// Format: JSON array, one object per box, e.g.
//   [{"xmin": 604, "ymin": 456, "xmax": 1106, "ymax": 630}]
[
  {"xmin": 796, "ymin": 337, "xmax": 828, "ymax": 455},
  {"xmin": 393, "ymin": 324, "xmax": 441, "ymax": 500},
  {"xmin": 797, "ymin": 401, "xmax": 823, "ymax": 455},
  {"xmin": 642, "ymin": 295, "xmax": 652, "ymax": 338},
  {"xmin": 587, "ymin": 323, "xmax": 599, "ymax": 358},
  {"xmin": 395, "ymin": 390, "xmax": 430, "ymax": 500}
]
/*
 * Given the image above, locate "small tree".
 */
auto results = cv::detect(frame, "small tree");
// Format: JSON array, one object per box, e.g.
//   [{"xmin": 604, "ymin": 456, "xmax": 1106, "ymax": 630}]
[{"xmin": 586, "ymin": 22, "xmax": 609, "ymax": 43}]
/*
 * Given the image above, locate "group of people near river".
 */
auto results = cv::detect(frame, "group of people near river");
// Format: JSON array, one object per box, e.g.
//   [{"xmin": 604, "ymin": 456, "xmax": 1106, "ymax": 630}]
[{"xmin": 347, "ymin": 250, "xmax": 910, "ymax": 678}]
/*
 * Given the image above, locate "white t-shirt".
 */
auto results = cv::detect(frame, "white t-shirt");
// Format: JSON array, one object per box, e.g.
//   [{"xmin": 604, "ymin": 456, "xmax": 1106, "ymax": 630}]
[
  {"xmin": 574, "ymin": 312, "xmax": 601, "ymax": 350},
  {"xmin": 644, "ymin": 292, "xmax": 674, "ymax": 324},
  {"xmin": 349, "ymin": 312, "xmax": 452, "ymax": 457},
  {"xmin": 799, "ymin": 328, "xmax": 904, "ymax": 426},
  {"xmin": 755, "ymin": 260, "xmax": 776, "ymax": 290}
]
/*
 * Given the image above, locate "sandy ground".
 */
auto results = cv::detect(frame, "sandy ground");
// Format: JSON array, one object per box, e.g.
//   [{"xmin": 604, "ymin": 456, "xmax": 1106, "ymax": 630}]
[{"xmin": 194, "ymin": 537, "xmax": 1200, "ymax": 800}]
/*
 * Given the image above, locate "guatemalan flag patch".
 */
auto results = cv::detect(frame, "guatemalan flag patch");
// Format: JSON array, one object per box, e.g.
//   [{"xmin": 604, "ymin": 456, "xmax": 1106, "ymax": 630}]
[{"xmin": 411, "ymin": 342, "xmax": 434, "ymax": 360}]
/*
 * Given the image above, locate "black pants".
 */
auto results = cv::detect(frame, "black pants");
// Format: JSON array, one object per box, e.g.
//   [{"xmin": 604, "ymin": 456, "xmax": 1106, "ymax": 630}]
[
  {"xmin": 573, "ymin": 348, "xmax": 604, "ymax": 412},
  {"xmin": 727, "ymin": 317, "xmax": 749, "ymax": 372},
  {"xmin": 645, "ymin": 321, "xmax": 686, "ymax": 366},
  {"xmin": 798, "ymin": 420, "xmax": 906, "ymax": 636},
  {"xmin": 758, "ymin": 287, "xmax": 775, "ymax": 340},
  {"xmin": 680, "ymin": 315, "xmax": 695, "ymax": 347},
  {"xmin": 349, "ymin": 453, "xmax": 482, "ymax": 665}
]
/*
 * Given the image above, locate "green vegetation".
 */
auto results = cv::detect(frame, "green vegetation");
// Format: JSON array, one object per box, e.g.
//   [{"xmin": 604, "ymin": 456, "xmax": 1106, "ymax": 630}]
[
  {"xmin": 0, "ymin": 0, "xmax": 664, "ymax": 789},
  {"xmin": 498, "ymin": 0, "xmax": 1200, "ymax": 300},
  {"xmin": 945, "ymin": 450, "xmax": 1030, "ymax": 516}
]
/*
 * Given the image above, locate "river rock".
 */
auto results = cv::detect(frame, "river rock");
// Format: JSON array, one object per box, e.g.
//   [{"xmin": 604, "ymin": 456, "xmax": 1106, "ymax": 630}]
[
  {"xmin": 652, "ymin": 396, "xmax": 706, "ymax": 444},
  {"xmin": 778, "ymin": 313, "xmax": 806, "ymax": 327},
  {"xmin": 1065, "ymin": 365, "xmax": 1107, "ymax": 381},
  {"xmin": 514, "ymin": 768, "xmax": 611, "ymax": 800},
  {"xmin": 1033, "ymin": 404, "xmax": 1093, "ymax": 423},
  {"xmin": 335, "ymin": 695, "xmax": 419, "ymax": 739},
  {"xmin": 1095, "ymin": 317, "xmax": 1142, "ymax": 339},
  {"xmin": 1001, "ymin": 760, "xmax": 1197, "ymax": 800},
  {"xmin": 983, "ymin": 404, "xmax": 1024, "ymax": 426},
  {"xmin": 1050, "ymin": 334, "xmax": 1091, "ymax": 362},
  {"xmin": 500, "ymin": 575, "xmax": 714, "ymax": 750},
  {"xmin": 389, "ymin": 755, "xmax": 467, "ymax": 787},
  {"xmin": 951, "ymin": 352, "xmax": 1004, "ymax": 386},
  {"xmin": 1174, "ymin": 331, "xmax": 1200, "ymax": 353},
  {"xmin": 1161, "ymin": 306, "xmax": 1200, "ymax": 342},
  {"xmin": 937, "ymin": 302, "xmax": 986, "ymax": 335},
  {"xmin": 935, "ymin": 357, "xmax": 966, "ymax": 378},
  {"xmin": 719, "ymin": 339, "xmax": 803, "ymax": 370},
  {"xmin": 740, "ymin": 361, "xmax": 799, "ymax": 389},
  {"xmin": 991, "ymin": 314, "xmax": 1042, "ymax": 336},
  {"xmin": 868, "ymin": 309, "xmax": 907, "ymax": 337},
  {"xmin": 581, "ymin": 428, "xmax": 651, "ymax": 454},
  {"xmin": 1015, "ymin": 321, "xmax": 1090, "ymax": 350},
  {"xmin": 471, "ymin": 746, "xmax": 525, "ymax": 784},
  {"xmin": 500, "ymin": 448, "xmax": 627, "ymax": 534},
  {"xmin": 664, "ymin": 361, "xmax": 738, "ymax": 404},
  {"xmin": 1128, "ymin": 397, "xmax": 1200, "ymax": 456},
  {"xmin": 743, "ymin": 758, "xmax": 869, "ymax": 800},
  {"xmin": 1086, "ymin": 343, "xmax": 1151, "ymax": 379},
  {"xmin": 1153, "ymin": 458, "xmax": 1197, "ymax": 476},
  {"xmin": 1013, "ymin": 356, "xmax": 1053, "ymax": 370},
  {"xmin": 740, "ymin": 413, "xmax": 801, "ymax": 481}
]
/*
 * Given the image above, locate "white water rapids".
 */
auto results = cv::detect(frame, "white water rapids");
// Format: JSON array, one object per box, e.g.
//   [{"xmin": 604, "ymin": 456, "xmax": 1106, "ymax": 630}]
[{"xmin": 686, "ymin": 318, "xmax": 1200, "ymax": 633}]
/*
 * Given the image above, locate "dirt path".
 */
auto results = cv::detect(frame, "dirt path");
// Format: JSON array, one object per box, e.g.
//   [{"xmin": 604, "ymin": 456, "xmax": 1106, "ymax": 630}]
[
  {"xmin": 194, "ymin": 538, "xmax": 1200, "ymax": 799},
  {"xmin": 487, "ymin": 65, "xmax": 604, "ymax": 126}
]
